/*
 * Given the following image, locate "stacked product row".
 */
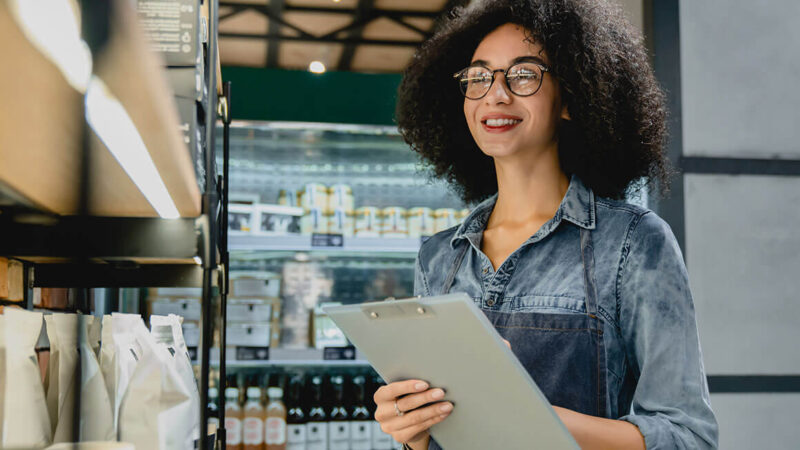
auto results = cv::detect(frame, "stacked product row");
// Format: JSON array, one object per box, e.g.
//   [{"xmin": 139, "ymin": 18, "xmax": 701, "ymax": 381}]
[
  {"xmin": 229, "ymin": 184, "xmax": 470, "ymax": 238},
  {"xmin": 0, "ymin": 309, "xmax": 200, "ymax": 450},
  {"xmin": 220, "ymin": 372, "xmax": 402, "ymax": 450}
]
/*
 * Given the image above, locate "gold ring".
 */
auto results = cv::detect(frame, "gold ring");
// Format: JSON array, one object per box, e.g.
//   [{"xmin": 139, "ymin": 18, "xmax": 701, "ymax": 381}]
[{"xmin": 394, "ymin": 400, "xmax": 404, "ymax": 417}]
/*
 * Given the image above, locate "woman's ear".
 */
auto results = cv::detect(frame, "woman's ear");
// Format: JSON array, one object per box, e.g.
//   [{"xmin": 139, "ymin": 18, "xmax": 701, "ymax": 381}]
[{"xmin": 561, "ymin": 104, "xmax": 571, "ymax": 120}]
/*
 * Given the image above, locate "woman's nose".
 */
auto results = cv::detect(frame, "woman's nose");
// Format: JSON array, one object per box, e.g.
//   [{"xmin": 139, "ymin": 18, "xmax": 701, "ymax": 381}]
[{"xmin": 485, "ymin": 72, "xmax": 512, "ymax": 104}]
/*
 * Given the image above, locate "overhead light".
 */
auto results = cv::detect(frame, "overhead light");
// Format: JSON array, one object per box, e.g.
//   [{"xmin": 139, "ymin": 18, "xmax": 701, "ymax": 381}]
[
  {"xmin": 309, "ymin": 61, "xmax": 326, "ymax": 74},
  {"xmin": 333, "ymin": 0, "xmax": 342, "ymax": 3},
  {"xmin": 85, "ymin": 77, "xmax": 181, "ymax": 219}
]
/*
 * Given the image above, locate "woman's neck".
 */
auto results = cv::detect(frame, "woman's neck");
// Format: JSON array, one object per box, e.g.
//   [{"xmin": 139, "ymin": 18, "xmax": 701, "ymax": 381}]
[{"xmin": 488, "ymin": 149, "xmax": 569, "ymax": 229}]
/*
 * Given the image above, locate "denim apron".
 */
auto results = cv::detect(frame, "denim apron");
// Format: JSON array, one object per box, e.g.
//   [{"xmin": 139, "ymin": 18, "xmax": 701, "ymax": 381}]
[{"xmin": 441, "ymin": 228, "xmax": 608, "ymax": 417}]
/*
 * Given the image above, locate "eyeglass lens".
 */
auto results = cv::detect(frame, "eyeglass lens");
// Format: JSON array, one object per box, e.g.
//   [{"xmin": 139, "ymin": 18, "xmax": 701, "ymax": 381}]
[{"xmin": 459, "ymin": 63, "xmax": 544, "ymax": 99}]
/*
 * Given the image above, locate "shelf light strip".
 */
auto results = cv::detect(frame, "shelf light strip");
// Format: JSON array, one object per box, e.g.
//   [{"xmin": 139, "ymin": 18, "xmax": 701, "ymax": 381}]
[{"xmin": 85, "ymin": 78, "xmax": 180, "ymax": 219}]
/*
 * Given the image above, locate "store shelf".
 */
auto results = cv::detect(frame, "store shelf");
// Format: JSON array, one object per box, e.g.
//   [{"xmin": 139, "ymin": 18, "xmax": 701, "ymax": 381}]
[
  {"xmin": 0, "ymin": 0, "xmax": 202, "ymax": 218},
  {"xmin": 229, "ymin": 234, "xmax": 422, "ymax": 254},
  {"xmin": 212, "ymin": 347, "xmax": 371, "ymax": 368}
]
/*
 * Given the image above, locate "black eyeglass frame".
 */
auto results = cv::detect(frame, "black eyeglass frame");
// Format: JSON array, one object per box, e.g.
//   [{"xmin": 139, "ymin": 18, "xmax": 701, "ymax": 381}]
[{"xmin": 453, "ymin": 61, "xmax": 551, "ymax": 100}]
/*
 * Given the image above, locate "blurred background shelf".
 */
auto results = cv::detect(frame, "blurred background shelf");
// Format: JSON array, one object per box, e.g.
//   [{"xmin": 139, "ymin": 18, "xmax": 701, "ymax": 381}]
[{"xmin": 229, "ymin": 234, "xmax": 422, "ymax": 254}]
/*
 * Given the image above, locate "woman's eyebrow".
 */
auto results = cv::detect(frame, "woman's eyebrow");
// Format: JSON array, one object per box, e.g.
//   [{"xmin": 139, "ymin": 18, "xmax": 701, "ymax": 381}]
[{"xmin": 469, "ymin": 55, "xmax": 548, "ymax": 67}]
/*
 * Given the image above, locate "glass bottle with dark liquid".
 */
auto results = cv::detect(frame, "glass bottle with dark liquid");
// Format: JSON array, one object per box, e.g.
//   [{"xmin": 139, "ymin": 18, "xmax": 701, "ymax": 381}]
[
  {"xmin": 306, "ymin": 375, "xmax": 328, "ymax": 450},
  {"xmin": 328, "ymin": 375, "xmax": 350, "ymax": 450},
  {"xmin": 349, "ymin": 375, "xmax": 372, "ymax": 450},
  {"xmin": 286, "ymin": 375, "xmax": 307, "ymax": 450}
]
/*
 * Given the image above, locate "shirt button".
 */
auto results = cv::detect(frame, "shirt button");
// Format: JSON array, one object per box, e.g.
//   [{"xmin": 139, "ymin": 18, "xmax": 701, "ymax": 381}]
[
  {"xmin": 482, "ymin": 267, "xmax": 489, "ymax": 275},
  {"xmin": 486, "ymin": 298, "xmax": 496, "ymax": 307}
]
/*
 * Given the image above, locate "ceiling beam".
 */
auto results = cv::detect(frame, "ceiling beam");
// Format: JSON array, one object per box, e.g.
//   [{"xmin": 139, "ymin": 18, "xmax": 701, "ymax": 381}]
[
  {"xmin": 265, "ymin": 0, "xmax": 285, "ymax": 68},
  {"xmin": 337, "ymin": 0, "xmax": 375, "ymax": 71},
  {"xmin": 219, "ymin": 32, "xmax": 423, "ymax": 47},
  {"xmin": 219, "ymin": 1, "xmax": 440, "ymax": 18}
]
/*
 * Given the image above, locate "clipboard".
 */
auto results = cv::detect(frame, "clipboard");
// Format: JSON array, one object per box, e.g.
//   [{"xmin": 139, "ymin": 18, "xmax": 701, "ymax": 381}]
[{"xmin": 323, "ymin": 293, "xmax": 579, "ymax": 450}]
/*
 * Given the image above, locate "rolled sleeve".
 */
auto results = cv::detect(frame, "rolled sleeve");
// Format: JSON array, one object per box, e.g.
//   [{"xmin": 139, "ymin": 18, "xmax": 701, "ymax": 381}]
[{"xmin": 617, "ymin": 212, "xmax": 719, "ymax": 449}]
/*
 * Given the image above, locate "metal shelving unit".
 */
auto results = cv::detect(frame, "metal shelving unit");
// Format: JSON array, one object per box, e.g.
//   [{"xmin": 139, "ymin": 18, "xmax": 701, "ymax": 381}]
[{"xmin": 0, "ymin": 2, "xmax": 229, "ymax": 449}]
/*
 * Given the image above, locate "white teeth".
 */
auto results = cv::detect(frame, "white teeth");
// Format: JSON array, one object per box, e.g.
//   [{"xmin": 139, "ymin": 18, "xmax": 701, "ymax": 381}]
[{"xmin": 485, "ymin": 118, "xmax": 521, "ymax": 126}]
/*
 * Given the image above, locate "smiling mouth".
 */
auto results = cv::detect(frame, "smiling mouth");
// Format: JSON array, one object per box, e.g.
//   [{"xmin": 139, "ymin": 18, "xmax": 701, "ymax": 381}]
[{"xmin": 481, "ymin": 118, "xmax": 522, "ymax": 132}]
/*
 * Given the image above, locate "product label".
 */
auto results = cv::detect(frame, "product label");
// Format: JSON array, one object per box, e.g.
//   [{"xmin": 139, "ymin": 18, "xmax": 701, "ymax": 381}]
[
  {"xmin": 329, "ymin": 421, "xmax": 350, "ymax": 449},
  {"xmin": 306, "ymin": 421, "xmax": 328, "ymax": 450},
  {"xmin": 287, "ymin": 424, "xmax": 307, "ymax": 445},
  {"xmin": 243, "ymin": 417, "xmax": 264, "ymax": 444},
  {"xmin": 265, "ymin": 417, "xmax": 287, "ymax": 444},
  {"xmin": 350, "ymin": 420, "xmax": 372, "ymax": 449},
  {"xmin": 371, "ymin": 421, "xmax": 393, "ymax": 449},
  {"xmin": 225, "ymin": 417, "xmax": 242, "ymax": 445}
]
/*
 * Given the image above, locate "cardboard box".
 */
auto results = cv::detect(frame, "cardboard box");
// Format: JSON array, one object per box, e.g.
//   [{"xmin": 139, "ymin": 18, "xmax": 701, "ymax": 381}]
[
  {"xmin": 0, "ymin": 258, "xmax": 23, "ymax": 301},
  {"xmin": 255, "ymin": 204, "xmax": 303, "ymax": 236},
  {"xmin": 228, "ymin": 204, "xmax": 256, "ymax": 233},
  {"xmin": 166, "ymin": 66, "xmax": 206, "ymax": 104},
  {"xmin": 231, "ymin": 275, "xmax": 281, "ymax": 298},
  {"xmin": 226, "ymin": 322, "xmax": 270, "ymax": 347},
  {"xmin": 136, "ymin": 0, "xmax": 202, "ymax": 67},
  {"xmin": 150, "ymin": 297, "xmax": 201, "ymax": 321},
  {"xmin": 227, "ymin": 298, "xmax": 272, "ymax": 323}
]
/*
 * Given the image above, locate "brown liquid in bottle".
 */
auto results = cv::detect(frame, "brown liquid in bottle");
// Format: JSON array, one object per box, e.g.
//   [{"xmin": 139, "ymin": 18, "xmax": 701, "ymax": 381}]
[
  {"xmin": 243, "ymin": 387, "xmax": 266, "ymax": 450},
  {"xmin": 265, "ymin": 387, "xmax": 287, "ymax": 450},
  {"xmin": 225, "ymin": 387, "xmax": 243, "ymax": 450}
]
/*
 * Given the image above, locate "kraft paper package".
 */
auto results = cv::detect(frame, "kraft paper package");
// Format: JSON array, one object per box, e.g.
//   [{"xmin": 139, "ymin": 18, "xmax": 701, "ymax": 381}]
[
  {"xmin": 118, "ymin": 316, "xmax": 194, "ymax": 450},
  {"xmin": 0, "ymin": 309, "xmax": 52, "ymax": 448},
  {"xmin": 44, "ymin": 313, "xmax": 115, "ymax": 443},
  {"xmin": 99, "ymin": 313, "xmax": 143, "ymax": 436},
  {"xmin": 149, "ymin": 314, "xmax": 201, "ymax": 449}
]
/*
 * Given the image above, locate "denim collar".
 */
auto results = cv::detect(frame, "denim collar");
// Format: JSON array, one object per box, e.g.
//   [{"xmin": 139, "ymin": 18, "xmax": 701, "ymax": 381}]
[{"xmin": 450, "ymin": 174, "xmax": 596, "ymax": 249}]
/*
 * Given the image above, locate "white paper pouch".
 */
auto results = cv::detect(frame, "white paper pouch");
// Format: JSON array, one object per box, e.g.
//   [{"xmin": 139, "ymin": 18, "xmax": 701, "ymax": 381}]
[
  {"xmin": 99, "ymin": 313, "xmax": 143, "ymax": 436},
  {"xmin": 45, "ymin": 313, "xmax": 115, "ymax": 443},
  {"xmin": 0, "ymin": 309, "xmax": 52, "ymax": 448},
  {"xmin": 149, "ymin": 314, "xmax": 201, "ymax": 449},
  {"xmin": 118, "ymin": 317, "xmax": 193, "ymax": 450},
  {"xmin": 87, "ymin": 315, "xmax": 102, "ymax": 357}
]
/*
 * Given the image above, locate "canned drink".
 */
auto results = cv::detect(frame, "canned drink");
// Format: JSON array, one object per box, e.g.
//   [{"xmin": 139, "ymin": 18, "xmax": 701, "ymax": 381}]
[
  {"xmin": 434, "ymin": 208, "xmax": 458, "ymax": 233},
  {"xmin": 277, "ymin": 189, "xmax": 299, "ymax": 207},
  {"xmin": 455, "ymin": 208, "xmax": 470, "ymax": 223},
  {"xmin": 301, "ymin": 208, "xmax": 327, "ymax": 235},
  {"xmin": 298, "ymin": 183, "xmax": 329, "ymax": 210},
  {"xmin": 408, "ymin": 207, "xmax": 435, "ymax": 238},
  {"xmin": 328, "ymin": 184, "xmax": 354, "ymax": 212},
  {"xmin": 327, "ymin": 208, "xmax": 355, "ymax": 237},
  {"xmin": 381, "ymin": 207, "xmax": 408, "ymax": 238},
  {"xmin": 354, "ymin": 207, "xmax": 381, "ymax": 237}
]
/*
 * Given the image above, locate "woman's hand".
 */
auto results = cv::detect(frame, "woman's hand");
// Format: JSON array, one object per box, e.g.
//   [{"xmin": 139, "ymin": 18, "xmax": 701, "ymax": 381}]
[{"xmin": 373, "ymin": 379, "xmax": 454, "ymax": 448}]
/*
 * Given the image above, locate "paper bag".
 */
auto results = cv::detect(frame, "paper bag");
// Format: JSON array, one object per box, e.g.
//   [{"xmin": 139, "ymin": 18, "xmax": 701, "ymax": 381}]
[
  {"xmin": 118, "ymin": 317, "xmax": 193, "ymax": 450},
  {"xmin": 0, "ymin": 309, "xmax": 52, "ymax": 447},
  {"xmin": 45, "ymin": 313, "xmax": 115, "ymax": 443},
  {"xmin": 99, "ymin": 313, "xmax": 143, "ymax": 436}
]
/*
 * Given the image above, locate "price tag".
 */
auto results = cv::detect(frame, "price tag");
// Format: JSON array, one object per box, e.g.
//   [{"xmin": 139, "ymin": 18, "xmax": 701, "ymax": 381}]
[
  {"xmin": 323, "ymin": 346, "xmax": 356, "ymax": 360},
  {"xmin": 312, "ymin": 233, "xmax": 345, "ymax": 247}
]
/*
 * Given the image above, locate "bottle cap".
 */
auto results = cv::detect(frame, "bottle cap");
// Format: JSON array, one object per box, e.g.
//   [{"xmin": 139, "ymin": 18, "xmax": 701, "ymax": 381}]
[
  {"xmin": 246, "ymin": 387, "xmax": 261, "ymax": 399},
  {"xmin": 208, "ymin": 387, "xmax": 218, "ymax": 398},
  {"xmin": 268, "ymin": 387, "xmax": 283, "ymax": 398},
  {"xmin": 225, "ymin": 387, "xmax": 239, "ymax": 398}
]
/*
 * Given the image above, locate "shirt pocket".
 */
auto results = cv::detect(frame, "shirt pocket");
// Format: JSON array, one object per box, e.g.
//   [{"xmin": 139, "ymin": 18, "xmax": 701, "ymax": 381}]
[{"xmin": 508, "ymin": 294, "xmax": 587, "ymax": 315}]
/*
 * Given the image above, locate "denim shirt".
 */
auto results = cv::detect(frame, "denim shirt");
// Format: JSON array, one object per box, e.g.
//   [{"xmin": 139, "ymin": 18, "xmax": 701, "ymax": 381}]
[{"xmin": 415, "ymin": 175, "xmax": 719, "ymax": 449}]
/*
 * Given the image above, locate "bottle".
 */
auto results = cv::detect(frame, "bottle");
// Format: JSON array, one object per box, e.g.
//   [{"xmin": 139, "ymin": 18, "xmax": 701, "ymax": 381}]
[
  {"xmin": 369, "ymin": 375, "xmax": 393, "ymax": 450},
  {"xmin": 328, "ymin": 375, "xmax": 350, "ymax": 450},
  {"xmin": 306, "ymin": 375, "xmax": 328, "ymax": 450},
  {"xmin": 265, "ymin": 387, "xmax": 287, "ymax": 450},
  {"xmin": 225, "ymin": 387, "xmax": 244, "ymax": 450},
  {"xmin": 286, "ymin": 376, "xmax": 307, "ymax": 450},
  {"xmin": 243, "ymin": 387, "xmax": 265, "ymax": 450},
  {"xmin": 349, "ymin": 376, "xmax": 372, "ymax": 450},
  {"xmin": 209, "ymin": 387, "xmax": 221, "ymax": 431}
]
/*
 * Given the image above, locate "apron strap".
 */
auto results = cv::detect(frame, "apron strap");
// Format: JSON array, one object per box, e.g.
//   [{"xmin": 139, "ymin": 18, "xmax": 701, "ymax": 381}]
[
  {"xmin": 579, "ymin": 228, "xmax": 601, "ymax": 319},
  {"xmin": 441, "ymin": 241, "xmax": 470, "ymax": 295}
]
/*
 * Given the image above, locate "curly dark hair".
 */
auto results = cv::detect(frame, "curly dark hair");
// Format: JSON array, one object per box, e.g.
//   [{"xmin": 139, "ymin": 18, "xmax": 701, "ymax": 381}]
[{"xmin": 397, "ymin": 0, "xmax": 673, "ymax": 204}]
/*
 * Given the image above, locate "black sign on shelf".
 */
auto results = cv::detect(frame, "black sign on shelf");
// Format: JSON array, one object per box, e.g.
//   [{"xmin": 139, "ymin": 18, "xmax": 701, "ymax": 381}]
[
  {"xmin": 236, "ymin": 346, "xmax": 270, "ymax": 361},
  {"xmin": 311, "ymin": 233, "xmax": 345, "ymax": 247},
  {"xmin": 323, "ymin": 346, "xmax": 357, "ymax": 360}
]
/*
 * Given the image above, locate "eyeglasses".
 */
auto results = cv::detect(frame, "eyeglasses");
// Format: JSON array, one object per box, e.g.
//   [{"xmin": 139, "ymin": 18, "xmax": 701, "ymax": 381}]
[{"xmin": 453, "ymin": 61, "xmax": 550, "ymax": 100}]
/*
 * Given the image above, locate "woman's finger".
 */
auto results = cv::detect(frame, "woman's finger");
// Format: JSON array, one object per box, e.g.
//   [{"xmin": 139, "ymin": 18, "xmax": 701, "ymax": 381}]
[
  {"xmin": 395, "ymin": 388, "xmax": 446, "ymax": 414},
  {"xmin": 392, "ymin": 404, "xmax": 453, "ymax": 444},
  {"xmin": 373, "ymin": 379, "xmax": 429, "ymax": 403},
  {"xmin": 383, "ymin": 401, "xmax": 454, "ymax": 434}
]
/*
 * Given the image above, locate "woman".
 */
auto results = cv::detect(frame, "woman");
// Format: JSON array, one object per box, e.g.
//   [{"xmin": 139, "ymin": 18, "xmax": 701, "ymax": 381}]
[{"xmin": 372, "ymin": 1, "xmax": 719, "ymax": 449}]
